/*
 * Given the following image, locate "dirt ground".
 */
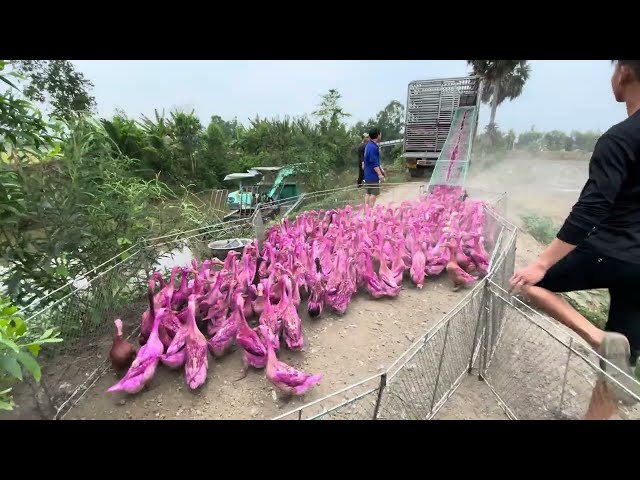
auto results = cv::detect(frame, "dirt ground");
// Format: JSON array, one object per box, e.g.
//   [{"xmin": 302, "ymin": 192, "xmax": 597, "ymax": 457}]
[{"xmin": 19, "ymin": 155, "xmax": 638, "ymax": 421}]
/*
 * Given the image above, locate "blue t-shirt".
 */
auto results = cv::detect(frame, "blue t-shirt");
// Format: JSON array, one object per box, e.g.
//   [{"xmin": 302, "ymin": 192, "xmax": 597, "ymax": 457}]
[{"xmin": 364, "ymin": 141, "xmax": 380, "ymax": 182}]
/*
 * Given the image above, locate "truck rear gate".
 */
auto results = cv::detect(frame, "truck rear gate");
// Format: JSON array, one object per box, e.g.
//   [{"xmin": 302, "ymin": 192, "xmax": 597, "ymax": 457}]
[{"xmin": 403, "ymin": 76, "xmax": 481, "ymax": 176}]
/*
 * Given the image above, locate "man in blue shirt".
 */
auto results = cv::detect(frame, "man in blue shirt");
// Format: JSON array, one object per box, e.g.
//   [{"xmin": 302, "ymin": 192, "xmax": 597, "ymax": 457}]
[{"xmin": 363, "ymin": 128, "xmax": 386, "ymax": 207}]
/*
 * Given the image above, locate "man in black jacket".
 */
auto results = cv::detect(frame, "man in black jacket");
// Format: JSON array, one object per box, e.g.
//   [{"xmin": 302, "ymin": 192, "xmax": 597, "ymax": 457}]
[
  {"xmin": 511, "ymin": 60, "xmax": 640, "ymax": 419},
  {"xmin": 357, "ymin": 133, "xmax": 369, "ymax": 187}
]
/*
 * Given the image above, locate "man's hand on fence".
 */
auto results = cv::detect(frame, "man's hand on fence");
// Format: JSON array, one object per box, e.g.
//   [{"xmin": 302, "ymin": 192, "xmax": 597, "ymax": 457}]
[{"xmin": 510, "ymin": 261, "xmax": 547, "ymax": 294}]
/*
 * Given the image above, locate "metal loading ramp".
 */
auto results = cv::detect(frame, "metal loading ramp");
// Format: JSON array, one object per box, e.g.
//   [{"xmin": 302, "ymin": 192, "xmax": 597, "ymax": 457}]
[{"xmin": 427, "ymin": 106, "xmax": 478, "ymax": 189}]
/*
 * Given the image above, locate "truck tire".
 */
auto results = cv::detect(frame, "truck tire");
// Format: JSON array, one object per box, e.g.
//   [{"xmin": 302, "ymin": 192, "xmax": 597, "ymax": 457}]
[{"xmin": 409, "ymin": 168, "xmax": 426, "ymax": 178}]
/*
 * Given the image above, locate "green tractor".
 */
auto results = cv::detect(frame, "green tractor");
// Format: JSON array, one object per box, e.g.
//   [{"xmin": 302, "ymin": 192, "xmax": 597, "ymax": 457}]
[{"xmin": 223, "ymin": 165, "xmax": 302, "ymax": 221}]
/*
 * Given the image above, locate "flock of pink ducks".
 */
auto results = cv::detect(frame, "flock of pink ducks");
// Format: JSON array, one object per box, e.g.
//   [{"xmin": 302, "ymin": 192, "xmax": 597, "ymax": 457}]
[{"xmin": 108, "ymin": 185, "xmax": 492, "ymax": 399}]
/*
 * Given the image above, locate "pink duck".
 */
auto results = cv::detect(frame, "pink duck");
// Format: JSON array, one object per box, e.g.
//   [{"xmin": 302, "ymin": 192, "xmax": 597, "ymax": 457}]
[
  {"xmin": 160, "ymin": 349, "xmax": 186, "ymax": 369},
  {"xmin": 167, "ymin": 295, "xmax": 208, "ymax": 388},
  {"xmin": 150, "ymin": 271, "xmax": 166, "ymax": 289},
  {"xmin": 183, "ymin": 295, "xmax": 209, "ymax": 389},
  {"xmin": 364, "ymin": 252, "xmax": 400, "ymax": 298},
  {"xmin": 425, "ymin": 233, "xmax": 450, "ymax": 277},
  {"xmin": 260, "ymin": 325, "xmax": 323, "ymax": 397},
  {"xmin": 139, "ymin": 279, "xmax": 159, "ymax": 345},
  {"xmin": 377, "ymin": 249, "xmax": 401, "ymax": 292},
  {"xmin": 158, "ymin": 266, "xmax": 180, "ymax": 307},
  {"xmin": 249, "ymin": 282, "xmax": 266, "ymax": 317},
  {"xmin": 280, "ymin": 285, "xmax": 304, "ymax": 351},
  {"xmin": 242, "ymin": 292, "xmax": 255, "ymax": 320},
  {"xmin": 158, "ymin": 309, "xmax": 181, "ymax": 349},
  {"xmin": 463, "ymin": 234, "xmax": 490, "ymax": 277},
  {"xmin": 410, "ymin": 242, "xmax": 427, "ymax": 289},
  {"xmin": 390, "ymin": 238, "xmax": 406, "ymax": 284},
  {"xmin": 307, "ymin": 258, "xmax": 326, "ymax": 318},
  {"xmin": 235, "ymin": 292, "xmax": 268, "ymax": 379},
  {"xmin": 258, "ymin": 281, "xmax": 281, "ymax": 351},
  {"xmin": 108, "ymin": 307, "xmax": 167, "ymax": 394},
  {"xmin": 199, "ymin": 269, "xmax": 225, "ymax": 318},
  {"xmin": 325, "ymin": 250, "xmax": 357, "ymax": 314},
  {"xmin": 171, "ymin": 268, "xmax": 190, "ymax": 310},
  {"xmin": 445, "ymin": 240, "xmax": 477, "ymax": 291},
  {"xmin": 207, "ymin": 290, "xmax": 241, "ymax": 358}
]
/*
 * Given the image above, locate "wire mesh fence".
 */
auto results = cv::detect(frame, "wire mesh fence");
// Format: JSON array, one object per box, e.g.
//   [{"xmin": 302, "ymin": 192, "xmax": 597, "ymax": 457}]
[
  {"xmin": 273, "ymin": 284, "xmax": 488, "ymax": 421},
  {"xmin": 17, "ymin": 181, "xmax": 433, "ymax": 417},
  {"xmin": 274, "ymin": 193, "xmax": 511, "ymax": 421},
  {"xmin": 273, "ymin": 374, "xmax": 384, "ymax": 420},
  {"xmin": 14, "ymin": 180, "xmax": 517, "ymax": 420},
  {"xmin": 275, "ymin": 195, "xmax": 640, "ymax": 421},
  {"xmin": 481, "ymin": 284, "xmax": 640, "ymax": 420},
  {"xmin": 186, "ymin": 188, "xmax": 229, "ymax": 218},
  {"xmin": 376, "ymin": 284, "xmax": 485, "ymax": 420},
  {"xmin": 474, "ymin": 207, "xmax": 640, "ymax": 420},
  {"xmin": 22, "ymin": 216, "xmax": 256, "ymax": 418},
  {"xmin": 276, "ymin": 182, "xmax": 426, "ymax": 221}
]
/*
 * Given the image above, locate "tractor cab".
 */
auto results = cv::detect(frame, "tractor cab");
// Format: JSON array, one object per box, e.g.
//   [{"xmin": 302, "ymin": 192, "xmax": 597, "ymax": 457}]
[
  {"xmin": 224, "ymin": 170, "xmax": 263, "ymax": 212},
  {"xmin": 223, "ymin": 165, "xmax": 302, "ymax": 221}
]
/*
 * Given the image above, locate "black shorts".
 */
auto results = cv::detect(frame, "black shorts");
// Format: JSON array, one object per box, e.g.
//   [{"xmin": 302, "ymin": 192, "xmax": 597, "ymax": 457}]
[
  {"xmin": 536, "ymin": 245, "xmax": 640, "ymax": 364},
  {"xmin": 364, "ymin": 181, "xmax": 380, "ymax": 196},
  {"xmin": 357, "ymin": 169, "xmax": 364, "ymax": 187}
]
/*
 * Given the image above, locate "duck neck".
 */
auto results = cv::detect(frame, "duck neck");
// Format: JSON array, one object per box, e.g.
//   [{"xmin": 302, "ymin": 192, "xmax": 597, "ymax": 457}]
[
  {"xmin": 148, "ymin": 280, "xmax": 156, "ymax": 318},
  {"xmin": 151, "ymin": 308, "xmax": 164, "ymax": 337},
  {"xmin": 187, "ymin": 299, "xmax": 197, "ymax": 328}
]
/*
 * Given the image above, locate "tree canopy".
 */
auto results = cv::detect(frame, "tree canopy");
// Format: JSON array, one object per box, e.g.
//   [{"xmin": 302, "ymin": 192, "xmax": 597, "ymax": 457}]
[
  {"xmin": 12, "ymin": 60, "xmax": 96, "ymax": 121},
  {"xmin": 467, "ymin": 60, "xmax": 531, "ymax": 129}
]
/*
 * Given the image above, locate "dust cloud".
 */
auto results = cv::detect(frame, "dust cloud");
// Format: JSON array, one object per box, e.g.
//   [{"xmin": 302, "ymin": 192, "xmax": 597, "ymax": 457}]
[{"xmin": 466, "ymin": 152, "xmax": 589, "ymax": 225}]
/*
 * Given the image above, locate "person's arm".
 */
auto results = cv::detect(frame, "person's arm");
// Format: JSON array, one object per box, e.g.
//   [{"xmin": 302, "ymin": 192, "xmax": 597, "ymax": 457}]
[
  {"xmin": 363, "ymin": 145, "xmax": 369, "ymax": 171},
  {"xmin": 373, "ymin": 146, "xmax": 384, "ymax": 181},
  {"xmin": 535, "ymin": 238, "xmax": 577, "ymax": 270}
]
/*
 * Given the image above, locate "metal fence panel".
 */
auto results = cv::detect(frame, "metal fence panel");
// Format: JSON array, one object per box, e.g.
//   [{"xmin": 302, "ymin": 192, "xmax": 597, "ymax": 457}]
[
  {"xmin": 15, "ymin": 181, "xmax": 527, "ymax": 420},
  {"xmin": 377, "ymin": 284, "xmax": 485, "ymax": 420},
  {"xmin": 483, "ymin": 286, "xmax": 640, "ymax": 420},
  {"xmin": 274, "ymin": 188, "xmax": 510, "ymax": 421},
  {"xmin": 273, "ymin": 374, "xmax": 384, "ymax": 420},
  {"xmin": 25, "ymin": 217, "xmax": 256, "ymax": 418}
]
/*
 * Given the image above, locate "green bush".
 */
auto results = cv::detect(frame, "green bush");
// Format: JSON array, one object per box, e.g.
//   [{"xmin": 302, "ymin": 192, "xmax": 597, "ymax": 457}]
[
  {"xmin": 521, "ymin": 214, "xmax": 558, "ymax": 245},
  {"xmin": 0, "ymin": 298, "xmax": 62, "ymax": 410}
]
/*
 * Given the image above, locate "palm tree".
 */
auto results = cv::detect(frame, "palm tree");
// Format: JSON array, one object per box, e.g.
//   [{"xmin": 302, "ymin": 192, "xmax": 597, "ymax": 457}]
[{"xmin": 467, "ymin": 60, "xmax": 531, "ymax": 127}]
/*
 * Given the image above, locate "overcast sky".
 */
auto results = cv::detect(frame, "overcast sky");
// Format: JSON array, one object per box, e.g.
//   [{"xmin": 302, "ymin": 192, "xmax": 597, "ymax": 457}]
[{"xmin": 72, "ymin": 60, "xmax": 626, "ymax": 134}]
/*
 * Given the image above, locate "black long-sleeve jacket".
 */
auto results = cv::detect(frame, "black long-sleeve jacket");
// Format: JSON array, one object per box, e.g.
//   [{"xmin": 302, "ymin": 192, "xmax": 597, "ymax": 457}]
[
  {"xmin": 557, "ymin": 109, "xmax": 640, "ymax": 263},
  {"xmin": 358, "ymin": 142, "xmax": 366, "ymax": 171}
]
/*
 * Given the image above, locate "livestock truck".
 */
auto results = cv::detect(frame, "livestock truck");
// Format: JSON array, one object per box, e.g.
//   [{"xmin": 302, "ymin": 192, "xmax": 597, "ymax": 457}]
[{"xmin": 403, "ymin": 75, "xmax": 482, "ymax": 178}]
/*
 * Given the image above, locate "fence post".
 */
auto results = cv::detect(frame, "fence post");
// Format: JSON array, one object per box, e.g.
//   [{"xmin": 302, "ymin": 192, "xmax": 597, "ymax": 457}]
[
  {"xmin": 430, "ymin": 321, "xmax": 451, "ymax": 414},
  {"xmin": 558, "ymin": 337, "xmax": 573, "ymax": 414},
  {"xmin": 372, "ymin": 373, "xmax": 387, "ymax": 420},
  {"xmin": 478, "ymin": 286, "xmax": 492, "ymax": 381},
  {"xmin": 468, "ymin": 281, "xmax": 489, "ymax": 374}
]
